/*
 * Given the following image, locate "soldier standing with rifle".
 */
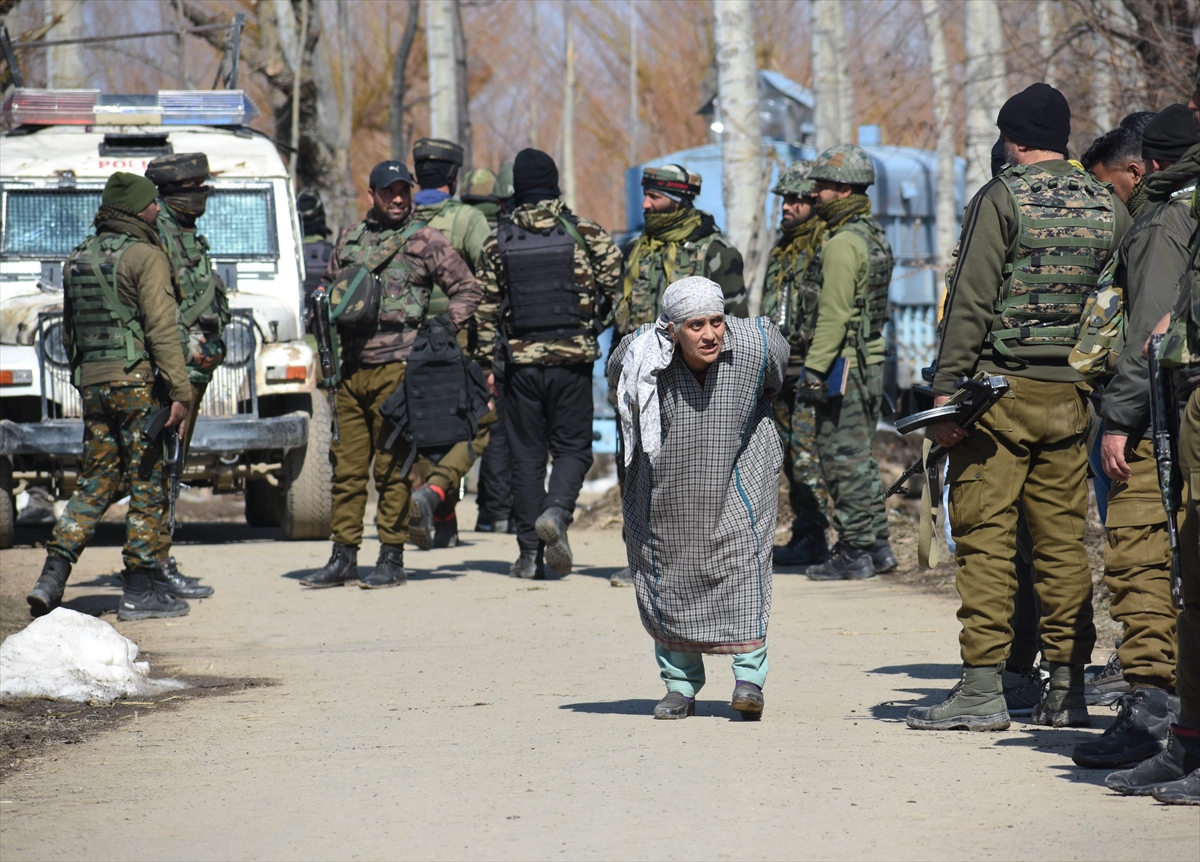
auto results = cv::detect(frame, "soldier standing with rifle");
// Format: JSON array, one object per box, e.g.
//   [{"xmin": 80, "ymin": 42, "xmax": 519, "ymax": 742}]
[
  {"xmin": 27, "ymin": 173, "xmax": 193, "ymax": 621},
  {"xmin": 300, "ymin": 160, "xmax": 480, "ymax": 590},
  {"xmin": 145, "ymin": 153, "xmax": 228, "ymax": 601},
  {"xmin": 907, "ymin": 84, "xmax": 1131, "ymax": 732}
]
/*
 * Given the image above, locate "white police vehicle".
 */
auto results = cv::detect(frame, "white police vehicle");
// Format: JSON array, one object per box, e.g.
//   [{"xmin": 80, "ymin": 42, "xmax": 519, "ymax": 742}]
[{"xmin": 0, "ymin": 88, "xmax": 331, "ymax": 546}]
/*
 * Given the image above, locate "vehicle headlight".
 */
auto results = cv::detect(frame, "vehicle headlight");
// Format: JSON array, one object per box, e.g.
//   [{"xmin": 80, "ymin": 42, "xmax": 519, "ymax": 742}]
[
  {"xmin": 41, "ymin": 321, "xmax": 69, "ymax": 366},
  {"xmin": 222, "ymin": 318, "xmax": 256, "ymax": 366}
]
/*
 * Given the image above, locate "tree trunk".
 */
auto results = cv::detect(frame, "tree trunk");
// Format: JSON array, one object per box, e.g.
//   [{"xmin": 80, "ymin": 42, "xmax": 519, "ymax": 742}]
[
  {"xmin": 425, "ymin": 0, "xmax": 457, "ymax": 143},
  {"xmin": 452, "ymin": 0, "xmax": 471, "ymax": 170},
  {"xmin": 171, "ymin": 0, "xmax": 195, "ymax": 89},
  {"xmin": 713, "ymin": 0, "xmax": 764, "ymax": 313},
  {"xmin": 964, "ymin": 0, "xmax": 1005, "ymax": 200},
  {"xmin": 922, "ymin": 0, "xmax": 956, "ymax": 291},
  {"xmin": 1036, "ymin": 0, "xmax": 1056, "ymax": 87},
  {"xmin": 527, "ymin": 1, "xmax": 538, "ymax": 149},
  {"xmin": 390, "ymin": 0, "xmax": 419, "ymax": 160},
  {"xmin": 811, "ymin": 0, "xmax": 852, "ymax": 152},
  {"xmin": 561, "ymin": 2, "xmax": 576, "ymax": 209},
  {"xmin": 628, "ymin": 2, "xmax": 637, "ymax": 166},
  {"xmin": 46, "ymin": 0, "xmax": 84, "ymax": 88}
]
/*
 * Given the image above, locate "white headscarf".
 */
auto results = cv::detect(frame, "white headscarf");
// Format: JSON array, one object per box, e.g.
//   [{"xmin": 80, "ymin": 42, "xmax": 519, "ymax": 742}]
[{"xmin": 616, "ymin": 276, "xmax": 725, "ymax": 465}]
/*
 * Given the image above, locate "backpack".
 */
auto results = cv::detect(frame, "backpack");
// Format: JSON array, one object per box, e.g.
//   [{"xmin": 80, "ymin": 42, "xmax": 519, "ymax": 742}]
[{"xmin": 1068, "ymin": 253, "xmax": 1124, "ymax": 379}]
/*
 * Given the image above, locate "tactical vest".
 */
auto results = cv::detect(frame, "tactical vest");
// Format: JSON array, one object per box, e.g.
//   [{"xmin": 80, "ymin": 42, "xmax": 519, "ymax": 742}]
[
  {"xmin": 989, "ymin": 164, "xmax": 1116, "ymax": 360},
  {"xmin": 337, "ymin": 220, "xmax": 427, "ymax": 330},
  {"xmin": 776, "ymin": 239, "xmax": 824, "ymax": 359},
  {"xmin": 303, "ymin": 239, "xmax": 334, "ymax": 293},
  {"xmin": 157, "ymin": 207, "xmax": 229, "ymax": 335},
  {"xmin": 62, "ymin": 233, "xmax": 148, "ymax": 371},
  {"xmin": 498, "ymin": 216, "xmax": 588, "ymax": 341},
  {"xmin": 624, "ymin": 230, "xmax": 721, "ymax": 331}
]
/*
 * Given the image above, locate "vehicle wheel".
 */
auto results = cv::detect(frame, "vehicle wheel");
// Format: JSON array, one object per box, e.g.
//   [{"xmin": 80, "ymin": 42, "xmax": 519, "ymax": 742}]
[
  {"xmin": 281, "ymin": 392, "xmax": 333, "ymax": 540},
  {"xmin": 245, "ymin": 479, "xmax": 281, "ymax": 527},
  {"xmin": 0, "ymin": 457, "xmax": 14, "ymax": 549}
]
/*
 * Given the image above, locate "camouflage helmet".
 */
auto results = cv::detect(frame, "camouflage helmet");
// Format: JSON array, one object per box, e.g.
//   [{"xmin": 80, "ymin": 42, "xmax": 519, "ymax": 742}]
[
  {"xmin": 772, "ymin": 160, "xmax": 815, "ymax": 197},
  {"xmin": 461, "ymin": 168, "xmax": 498, "ymax": 203},
  {"xmin": 495, "ymin": 162, "xmax": 515, "ymax": 199},
  {"xmin": 642, "ymin": 164, "xmax": 701, "ymax": 201},
  {"xmin": 808, "ymin": 144, "xmax": 875, "ymax": 187},
  {"xmin": 145, "ymin": 153, "xmax": 210, "ymax": 186},
  {"xmin": 412, "ymin": 138, "xmax": 464, "ymax": 166}
]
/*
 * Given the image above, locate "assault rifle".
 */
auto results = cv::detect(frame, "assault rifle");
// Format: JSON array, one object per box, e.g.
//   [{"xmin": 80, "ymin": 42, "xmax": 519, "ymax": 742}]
[
  {"xmin": 144, "ymin": 407, "xmax": 184, "ymax": 536},
  {"xmin": 1148, "ymin": 334, "xmax": 1184, "ymax": 609},
  {"xmin": 309, "ymin": 286, "xmax": 340, "ymax": 446},
  {"xmin": 885, "ymin": 374, "xmax": 1010, "ymax": 498}
]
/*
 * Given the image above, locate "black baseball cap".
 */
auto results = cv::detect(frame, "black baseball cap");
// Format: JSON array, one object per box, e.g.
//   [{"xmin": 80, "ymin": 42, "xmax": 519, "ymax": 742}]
[{"xmin": 369, "ymin": 160, "xmax": 414, "ymax": 189}]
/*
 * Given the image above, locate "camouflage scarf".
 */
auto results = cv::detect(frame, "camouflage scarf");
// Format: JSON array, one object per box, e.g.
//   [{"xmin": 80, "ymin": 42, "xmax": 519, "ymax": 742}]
[
  {"xmin": 813, "ymin": 193, "xmax": 871, "ymax": 230},
  {"xmin": 1125, "ymin": 180, "xmax": 1149, "ymax": 220},
  {"xmin": 1147, "ymin": 143, "xmax": 1200, "ymax": 203},
  {"xmin": 769, "ymin": 217, "xmax": 824, "ymax": 294},
  {"xmin": 624, "ymin": 206, "xmax": 704, "ymax": 298}
]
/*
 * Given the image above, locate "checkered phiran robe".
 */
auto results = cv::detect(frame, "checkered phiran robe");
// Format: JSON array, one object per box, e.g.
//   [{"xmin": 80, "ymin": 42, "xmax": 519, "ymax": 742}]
[{"xmin": 608, "ymin": 316, "xmax": 787, "ymax": 654}]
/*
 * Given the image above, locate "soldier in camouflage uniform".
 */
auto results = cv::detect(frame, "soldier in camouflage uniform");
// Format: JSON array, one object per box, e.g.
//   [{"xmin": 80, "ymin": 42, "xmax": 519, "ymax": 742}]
[
  {"xmin": 407, "ymin": 139, "xmax": 494, "ymax": 550},
  {"xmin": 462, "ymin": 168, "xmax": 501, "ymax": 227},
  {"xmin": 301, "ymin": 160, "xmax": 481, "ymax": 590},
  {"xmin": 27, "ymin": 173, "xmax": 194, "ymax": 621},
  {"xmin": 476, "ymin": 148, "xmax": 623, "ymax": 579},
  {"xmin": 298, "ymin": 188, "xmax": 335, "ymax": 295},
  {"xmin": 145, "ymin": 152, "xmax": 228, "ymax": 601},
  {"xmin": 759, "ymin": 161, "xmax": 832, "ymax": 567},
  {"xmin": 908, "ymin": 83, "xmax": 1132, "ymax": 733},
  {"xmin": 793, "ymin": 145, "xmax": 897, "ymax": 581},
  {"xmin": 616, "ymin": 165, "xmax": 746, "ymax": 339}
]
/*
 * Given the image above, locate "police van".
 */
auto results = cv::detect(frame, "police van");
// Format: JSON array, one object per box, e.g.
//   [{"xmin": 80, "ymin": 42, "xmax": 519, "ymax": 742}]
[{"xmin": 0, "ymin": 88, "xmax": 331, "ymax": 547}]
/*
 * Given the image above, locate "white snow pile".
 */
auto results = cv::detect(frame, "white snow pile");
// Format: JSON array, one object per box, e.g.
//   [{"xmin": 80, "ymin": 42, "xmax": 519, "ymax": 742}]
[{"xmin": 0, "ymin": 608, "xmax": 187, "ymax": 703}]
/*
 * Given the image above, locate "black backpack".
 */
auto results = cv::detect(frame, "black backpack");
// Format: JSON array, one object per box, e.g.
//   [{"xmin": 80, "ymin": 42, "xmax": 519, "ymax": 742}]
[{"xmin": 381, "ymin": 316, "xmax": 491, "ymax": 474}]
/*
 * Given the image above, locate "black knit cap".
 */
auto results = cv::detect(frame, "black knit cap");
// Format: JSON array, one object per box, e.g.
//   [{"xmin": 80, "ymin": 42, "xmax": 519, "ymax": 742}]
[
  {"xmin": 512, "ymin": 148, "xmax": 559, "ymax": 197},
  {"xmin": 996, "ymin": 83, "xmax": 1071, "ymax": 154},
  {"xmin": 1141, "ymin": 104, "xmax": 1199, "ymax": 163}
]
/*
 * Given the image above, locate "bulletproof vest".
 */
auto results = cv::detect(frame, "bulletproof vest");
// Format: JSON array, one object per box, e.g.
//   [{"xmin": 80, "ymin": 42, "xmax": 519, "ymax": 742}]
[
  {"xmin": 776, "ymin": 238, "xmax": 824, "ymax": 359},
  {"xmin": 625, "ymin": 231, "xmax": 720, "ymax": 329},
  {"xmin": 838, "ymin": 215, "xmax": 893, "ymax": 341},
  {"xmin": 337, "ymin": 220, "xmax": 426, "ymax": 330},
  {"xmin": 304, "ymin": 239, "xmax": 334, "ymax": 293},
  {"xmin": 62, "ymin": 233, "xmax": 148, "ymax": 370},
  {"xmin": 498, "ymin": 217, "xmax": 586, "ymax": 340},
  {"xmin": 157, "ymin": 206, "xmax": 229, "ymax": 335},
  {"xmin": 989, "ymin": 164, "xmax": 1116, "ymax": 359}
]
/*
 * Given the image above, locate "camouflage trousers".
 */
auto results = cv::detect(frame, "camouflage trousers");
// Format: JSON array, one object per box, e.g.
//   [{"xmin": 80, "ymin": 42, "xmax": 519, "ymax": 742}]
[
  {"xmin": 772, "ymin": 378, "xmax": 830, "ymax": 534},
  {"xmin": 813, "ymin": 362, "xmax": 889, "ymax": 549},
  {"xmin": 48, "ymin": 382, "xmax": 165, "ymax": 571},
  {"xmin": 153, "ymin": 380, "xmax": 207, "ymax": 560}
]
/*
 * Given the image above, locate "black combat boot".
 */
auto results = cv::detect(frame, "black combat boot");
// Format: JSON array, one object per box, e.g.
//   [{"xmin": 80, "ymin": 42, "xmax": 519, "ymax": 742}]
[
  {"xmin": 535, "ymin": 506, "xmax": 573, "ymax": 575},
  {"xmin": 360, "ymin": 544, "xmax": 407, "ymax": 588},
  {"xmin": 653, "ymin": 691, "xmax": 695, "ymax": 720},
  {"xmin": 1151, "ymin": 770, "xmax": 1200, "ymax": 805},
  {"xmin": 1032, "ymin": 661, "xmax": 1090, "ymax": 727},
  {"xmin": 732, "ymin": 681, "xmax": 765, "ymax": 720},
  {"xmin": 300, "ymin": 542, "xmax": 359, "ymax": 588},
  {"xmin": 154, "ymin": 558, "xmax": 214, "ymax": 599},
  {"xmin": 1084, "ymin": 649, "xmax": 1130, "ymax": 705},
  {"xmin": 510, "ymin": 548, "xmax": 545, "ymax": 580},
  {"xmin": 432, "ymin": 512, "xmax": 459, "ymax": 548},
  {"xmin": 118, "ymin": 567, "xmax": 190, "ymax": 621},
  {"xmin": 409, "ymin": 485, "xmax": 440, "ymax": 551},
  {"xmin": 869, "ymin": 538, "xmax": 898, "ymax": 573},
  {"xmin": 772, "ymin": 530, "xmax": 830, "ymax": 568},
  {"xmin": 1106, "ymin": 726, "xmax": 1200, "ymax": 795},
  {"xmin": 1072, "ymin": 687, "xmax": 1178, "ymax": 768},
  {"xmin": 804, "ymin": 544, "xmax": 875, "ymax": 580},
  {"xmin": 27, "ymin": 555, "xmax": 71, "ymax": 617}
]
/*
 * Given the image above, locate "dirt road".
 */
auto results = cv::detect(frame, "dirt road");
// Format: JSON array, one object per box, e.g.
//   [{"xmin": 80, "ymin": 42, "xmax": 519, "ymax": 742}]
[{"xmin": 0, "ymin": 513, "xmax": 1195, "ymax": 861}]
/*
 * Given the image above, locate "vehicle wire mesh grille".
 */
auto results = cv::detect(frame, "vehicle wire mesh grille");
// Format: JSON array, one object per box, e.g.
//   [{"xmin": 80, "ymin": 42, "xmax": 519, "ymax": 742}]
[
  {"xmin": 199, "ymin": 311, "xmax": 257, "ymax": 417},
  {"xmin": 37, "ymin": 313, "xmax": 81, "ymax": 419}
]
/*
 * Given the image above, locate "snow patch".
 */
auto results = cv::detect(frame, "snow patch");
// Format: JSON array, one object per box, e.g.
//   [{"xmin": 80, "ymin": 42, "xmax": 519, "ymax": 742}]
[{"xmin": 0, "ymin": 608, "xmax": 187, "ymax": 703}]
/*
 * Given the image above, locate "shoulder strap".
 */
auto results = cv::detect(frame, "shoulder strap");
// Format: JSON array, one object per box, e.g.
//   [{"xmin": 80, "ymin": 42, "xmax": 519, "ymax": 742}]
[
  {"xmin": 557, "ymin": 214, "xmax": 589, "ymax": 256},
  {"xmin": 363, "ymin": 219, "xmax": 426, "ymax": 273}
]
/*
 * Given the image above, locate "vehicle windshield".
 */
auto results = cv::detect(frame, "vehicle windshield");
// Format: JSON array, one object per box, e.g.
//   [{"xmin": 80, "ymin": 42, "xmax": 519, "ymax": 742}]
[{"xmin": 0, "ymin": 185, "xmax": 278, "ymax": 259}]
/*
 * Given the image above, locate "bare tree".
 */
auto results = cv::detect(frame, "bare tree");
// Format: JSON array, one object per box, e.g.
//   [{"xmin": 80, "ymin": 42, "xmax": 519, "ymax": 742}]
[
  {"xmin": 452, "ymin": 0, "xmax": 471, "ymax": 169},
  {"xmin": 425, "ymin": 0, "xmax": 456, "ymax": 143},
  {"xmin": 390, "ymin": 0, "xmax": 420, "ymax": 160},
  {"xmin": 964, "ymin": 0, "xmax": 1005, "ymax": 199},
  {"xmin": 922, "ymin": 0, "xmax": 956, "ymax": 289},
  {"xmin": 561, "ymin": 1, "xmax": 576, "ymax": 209},
  {"xmin": 45, "ymin": 0, "xmax": 84, "ymax": 88},
  {"xmin": 811, "ymin": 0, "xmax": 852, "ymax": 151}
]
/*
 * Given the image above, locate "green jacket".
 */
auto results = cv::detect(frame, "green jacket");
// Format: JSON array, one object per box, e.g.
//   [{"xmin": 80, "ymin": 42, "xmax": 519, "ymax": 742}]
[
  {"xmin": 804, "ymin": 225, "xmax": 888, "ymax": 375},
  {"xmin": 934, "ymin": 160, "xmax": 1132, "ymax": 395}
]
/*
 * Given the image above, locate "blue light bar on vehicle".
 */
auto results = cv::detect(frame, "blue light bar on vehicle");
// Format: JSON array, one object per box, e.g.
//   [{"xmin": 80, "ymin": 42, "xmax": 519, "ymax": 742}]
[{"xmin": 2, "ymin": 89, "xmax": 258, "ymax": 126}]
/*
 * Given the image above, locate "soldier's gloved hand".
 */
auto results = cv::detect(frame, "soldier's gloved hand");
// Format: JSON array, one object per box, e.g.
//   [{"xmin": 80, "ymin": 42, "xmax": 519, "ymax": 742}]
[{"xmin": 797, "ymin": 368, "xmax": 827, "ymax": 406}]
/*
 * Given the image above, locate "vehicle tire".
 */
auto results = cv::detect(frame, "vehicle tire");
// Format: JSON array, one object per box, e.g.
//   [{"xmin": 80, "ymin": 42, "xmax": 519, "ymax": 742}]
[
  {"xmin": 0, "ymin": 457, "xmax": 14, "ymax": 549},
  {"xmin": 245, "ymin": 479, "xmax": 281, "ymax": 527},
  {"xmin": 281, "ymin": 392, "xmax": 333, "ymax": 540}
]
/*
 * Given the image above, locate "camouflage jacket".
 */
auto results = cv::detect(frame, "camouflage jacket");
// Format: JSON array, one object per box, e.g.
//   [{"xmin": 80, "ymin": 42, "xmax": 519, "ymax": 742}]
[
  {"xmin": 475, "ymin": 198, "xmax": 622, "ymax": 369},
  {"xmin": 616, "ymin": 209, "xmax": 746, "ymax": 337},
  {"xmin": 759, "ymin": 217, "xmax": 826, "ymax": 370},
  {"xmin": 325, "ymin": 208, "xmax": 482, "ymax": 366}
]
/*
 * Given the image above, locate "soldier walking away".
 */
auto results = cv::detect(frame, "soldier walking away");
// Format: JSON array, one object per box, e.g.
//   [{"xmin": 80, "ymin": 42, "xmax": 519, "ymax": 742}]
[
  {"xmin": 759, "ymin": 161, "xmax": 832, "ymax": 568},
  {"xmin": 615, "ymin": 165, "xmax": 747, "ymax": 339},
  {"xmin": 794, "ymin": 145, "xmax": 897, "ymax": 579},
  {"xmin": 301, "ymin": 160, "xmax": 481, "ymax": 589},
  {"xmin": 145, "ymin": 152, "xmax": 229, "ymax": 602},
  {"xmin": 27, "ymin": 173, "xmax": 194, "ymax": 621},
  {"xmin": 298, "ymin": 189, "xmax": 335, "ymax": 295},
  {"xmin": 907, "ymin": 83, "xmax": 1132, "ymax": 732},
  {"xmin": 1073, "ymin": 105, "xmax": 1199, "ymax": 770},
  {"xmin": 475, "ymin": 148, "xmax": 623, "ymax": 579},
  {"xmin": 407, "ymin": 138, "xmax": 494, "ymax": 550}
]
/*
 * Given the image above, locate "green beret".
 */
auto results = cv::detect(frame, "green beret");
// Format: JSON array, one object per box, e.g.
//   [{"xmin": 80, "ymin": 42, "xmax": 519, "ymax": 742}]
[{"xmin": 102, "ymin": 172, "xmax": 159, "ymax": 213}]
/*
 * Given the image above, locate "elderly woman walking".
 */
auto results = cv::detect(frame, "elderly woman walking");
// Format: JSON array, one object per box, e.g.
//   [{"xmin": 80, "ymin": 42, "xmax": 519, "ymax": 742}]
[{"xmin": 608, "ymin": 276, "xmax": 788, "ymax": 720}]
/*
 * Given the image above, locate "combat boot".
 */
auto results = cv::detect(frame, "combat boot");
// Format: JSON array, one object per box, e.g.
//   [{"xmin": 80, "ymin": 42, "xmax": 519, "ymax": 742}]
[
  {"xmin": 1072, "ymin": 687, "xmax": 1177, "ymax": 768},
  {"xmin": 27, "ymin": 555, "xmax": 71, "ymax": 617},
  {"xmin": 732, "ymin": 681, "xmax": 764, "ymax": 720},
  {"xmin": 772, "ymin": 530, "xmax": 829, "ymax": 568},
  {"xmin": 535, "ymin": 506, "xmax": 573, "ymax": 575},
  {"xmin": 153, "ymin": 558, "xmax": 214, "ymax": 599},
  {"xmin": 1105, "ymin": 726, "xmax": 1200, "ymax": 795},
  {"xmin": 118, "ymin": 567, "xmax": 189, "ymax": 621},
  {"xmin": 1151, "ymin": 770, "xmax": 1200, "ymax": 805},
  {"xmin": 360, "ymin": 544, "xmax": 407, "ymax": 588},
  {"xmin": 1084, "ymin": 649, "xmax": 1130, "ymax": 705},
  {"xmin": 409, "ymin": 485, "xmax": 441, "ymax": 551},
  {"xmin": 868, "ymin": 538, "xmax": 898, "ymax": 573},
  {"xmin": 300, "ymin": 542, "xmax": 359, "ymax": 588},
  {"xmin": 907, "ymin": 663, "xmax": 1010, "ymax": 731},
  {"xmin": 804, "ymin": 544, "xmax": 874, "ymax": 580},
  {"xmin": 1002, "ymin": 667, "xmax": 1044, "ymax": 717},
  {"xmin": 432, "ymin": 512, "xmax": 459, "ymax": 548},
  {"xmin": 510, "ymin": 548, "xmax": 545, "ymax": 580},
  {"xmin": 1032, "ymin": 661, "xmax": 1090, "ymax": 727}
]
